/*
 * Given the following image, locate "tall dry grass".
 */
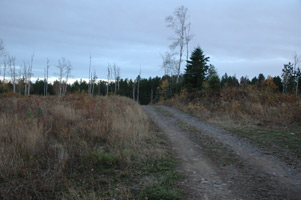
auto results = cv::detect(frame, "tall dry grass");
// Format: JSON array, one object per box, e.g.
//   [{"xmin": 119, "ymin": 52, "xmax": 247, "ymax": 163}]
[{"xmin": 0, "ymin": 95, "xmax": 159, "ymax": 199}]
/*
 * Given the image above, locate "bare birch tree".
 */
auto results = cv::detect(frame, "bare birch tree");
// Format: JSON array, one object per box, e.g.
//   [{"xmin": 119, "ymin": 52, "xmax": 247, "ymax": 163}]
[
  {"xmin": 0, "ymin": 39, "xmax": 4, "ymax": 56},
  {"xmin": 91, "ymin": 68, "xmax": 97, "ymax": 95},
  {"xmin": 63, "ymin": 61, "xmax": 72, "ymax": 96},
  {"xmin": 0, "ymin": 39, "xmax": 7, "ymax": 89},
  {"xmin": 8, "ymin": 56, "xmax": 16, "ymax": 93},
  {"xmin": 57, "ymin": 57, "xmax": 65, "ymax": 96},
  {"xmin": 166, "ymin": 6, "xmax": 192, "ymax": 83},
  {"xmin": 23, "ymin": 62, "xmax": 27, "ymax": 95},
  {"xmin": 106, "ymin": 63, "xmax": 112, "ymax": 96},
  {"xmin": 185, "ymin": 22, "xmax": 193, "ymax": 61},
  {"xmin": 44, "ymin": 58, "xmax": 50, "ymax": 96},
  {"xmin": 2, "ymin": 57, "xmax": 7, "ymax": 86},
  {"xmin": 293, "ymin": 53, "xmax": 301, "ymax": 96},
  {"xmin": 26, "ymin": 54, "xmax": 34, "ymax": 95},
  {"xmin": 113, "ymin": 64, "xmax": 120, "ymax": 94},
  {"xmin": 2, "ymin": 55, "xmax": 8, "ymax": 89},
  {"xmin": 161, "ymin": 51, "xmax": 178, "ymax": 76},
  {"xmin": 18, "ymin": 68, "xmax": 22, "ymax": 95},
  {"xmin": 57, "ymin": 57, "xmax": 71, "ymax": 96}
]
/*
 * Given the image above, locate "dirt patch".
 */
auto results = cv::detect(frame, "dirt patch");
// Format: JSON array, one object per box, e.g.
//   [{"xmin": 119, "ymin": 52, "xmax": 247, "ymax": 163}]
[{"xmin": 144, "ymin": 105, "xmax": 301, "ymax": 200}]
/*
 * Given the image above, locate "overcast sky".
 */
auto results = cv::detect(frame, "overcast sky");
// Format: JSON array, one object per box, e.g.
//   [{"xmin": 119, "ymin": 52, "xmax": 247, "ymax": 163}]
[{"xmin": 0, "ymin": 0, "xmax": 300, "ymax": 80}]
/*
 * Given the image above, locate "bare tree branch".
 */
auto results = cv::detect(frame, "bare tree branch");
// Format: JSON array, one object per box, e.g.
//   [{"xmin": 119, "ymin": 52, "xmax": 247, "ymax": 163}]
[
  {"xmin": 44, "ymin": 58, "xmax": 50, "ymax": 96},
  {"xmin": 161, "ymin": 51, "xmax": 178, "ymax": 76},
  {"xmin": 8, "ymin": 56, "xmax": 16, "ymax": 93},
  {"xmin": 91, "ymin": 67, "xmax": 97, "ymax": 95},
  {"xmin": 107, "ymin": 63, "xmax": 112, "ymax": 96},
  {"xmin": 0, "ymin": 39, "xmax": 5, "ymax": 56},
  {"xmin": 26, "ymin": 54, "xmax": 34, "ymax": 95},
  {"xmin": 165, "ymin": 6, "xmax": 192, "ymax": 83},
  {"xmin": 113, "ymin": 63, "xmax": 120, "ymax": 94},
  {"xmin": 57, "ymin": 57, "xmax": 71, "ymax": 96}
]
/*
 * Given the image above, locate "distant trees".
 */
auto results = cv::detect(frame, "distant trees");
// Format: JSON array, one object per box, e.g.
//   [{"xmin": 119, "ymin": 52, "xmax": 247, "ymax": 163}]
[
  {"xmin": 87, "ymin": 56, "xmax": 98, "ymax": 95},
  {"xmin": 221, "ymin": 73, "xmax": 239, "ymax": 87},
  {"xmin": 184, "ymin": 47, "xmax": 209, "ymax": 91},
  {"xmin": 282, "ymin": 62, "xmax": 296, "ymax": 94},
  {"xmin": 272, "ymin": 76, "xmax": 283, "ymax": 92},
  {"xmin": 206, "ymin": 65, "xmax": 221, "ymax": 91},
  {"xmin": 57, "ymin": 57, "xmax": 72, "ymax": 96},
  {"xmin": 166, "ymin": 5, "xmax": 193, "ymax": 83},
  {"xmin": 22, "ymin": 55, "xmax": 34, "ymax": 95},
  {"xmin": 1, "ymin": 37, "xmax": 300, "ymax": 103},
  {"xmin": 281, "ymin": 53, "xmax": 301, "ymax": 95}
]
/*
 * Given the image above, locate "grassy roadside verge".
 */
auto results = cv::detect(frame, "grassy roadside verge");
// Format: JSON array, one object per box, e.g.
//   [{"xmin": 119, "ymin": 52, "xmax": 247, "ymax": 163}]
[
  {"xmin": 162, "ymin": 95, "xmax": 301, "ymax": 166},
  {"xmin": 65, "ymin": 129, "xmax": 182, "ymax": 200},
  {"xmin": 211, "ymin": 122, "xmax": 301, "ymax": 165},
  {"xmin": 0, "ymin": 95, "xmax": 181, "ymax": 199}
]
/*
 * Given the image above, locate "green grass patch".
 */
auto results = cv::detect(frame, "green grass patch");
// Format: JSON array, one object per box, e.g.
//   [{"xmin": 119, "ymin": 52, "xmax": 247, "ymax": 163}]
[
  {"xmin": 226, "ymin": 126, "xmax": 301, "ymax": 160},
  {"xmin": 140, "ymin": 159, "xmax": 182, "ymax": 200},
  {"xmin": 142, "ymin": 185, "xmax": 181, "ymax": 200},
  {"xmin": 80, "ymin": 151, "xmax": 121, "ymax": 169},
  {"xmin": 64, "ymin": 139, "xmax": 182, "ymax": 199}
]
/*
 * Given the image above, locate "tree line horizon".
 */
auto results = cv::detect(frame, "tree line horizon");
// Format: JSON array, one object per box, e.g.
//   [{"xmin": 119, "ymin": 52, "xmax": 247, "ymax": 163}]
[{"xmin": 0, "ymin": 45, "xmax": 300, "ymax": 105}]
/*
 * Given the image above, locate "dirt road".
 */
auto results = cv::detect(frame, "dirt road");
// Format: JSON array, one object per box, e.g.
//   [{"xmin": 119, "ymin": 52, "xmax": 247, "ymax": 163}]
[{"xmin": 144, "ymin": 105, "xmax": 301, "ymax": 200}]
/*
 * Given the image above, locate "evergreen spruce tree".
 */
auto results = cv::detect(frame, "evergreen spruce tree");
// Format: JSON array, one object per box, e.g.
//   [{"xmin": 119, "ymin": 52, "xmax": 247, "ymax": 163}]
[{"xmin": 184, "ymin": 47, "xmax": 209, "ymax": 91}]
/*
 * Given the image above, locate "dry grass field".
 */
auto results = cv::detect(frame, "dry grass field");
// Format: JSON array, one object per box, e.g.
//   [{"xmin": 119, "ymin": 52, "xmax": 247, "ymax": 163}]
[{"xmin": 0, "ymin": 94, "xmax": 180, "ymax": 199}]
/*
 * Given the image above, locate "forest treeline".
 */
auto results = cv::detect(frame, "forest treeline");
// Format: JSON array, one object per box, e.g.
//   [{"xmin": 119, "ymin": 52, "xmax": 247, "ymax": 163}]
[
  {"xmin": 0, "ymin": 66, "xmax": 299, "ymax": 105},
  {"xmin": 1, "ymin": 40, "xmax": 300, "ymax": 105},
  {"xmin": 0, "ymin": 43, "xmax": 300, "ymax": 105}
]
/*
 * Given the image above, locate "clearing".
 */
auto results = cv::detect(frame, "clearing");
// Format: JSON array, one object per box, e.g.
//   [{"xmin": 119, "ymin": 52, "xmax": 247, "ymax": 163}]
[{"xmin": 144, "ymin": 105, "xmax": 301, "ymax": 200}]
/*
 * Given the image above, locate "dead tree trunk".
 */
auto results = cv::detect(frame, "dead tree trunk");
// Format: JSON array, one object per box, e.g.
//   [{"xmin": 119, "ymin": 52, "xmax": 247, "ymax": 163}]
[{"xmin": 132, "ymin": 82, "xmax": 136, "ymax": 100}]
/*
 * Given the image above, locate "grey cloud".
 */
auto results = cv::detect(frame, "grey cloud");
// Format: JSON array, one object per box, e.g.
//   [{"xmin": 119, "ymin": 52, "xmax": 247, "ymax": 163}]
[{"xmin": 0, "ymin": 0, "xmax": 300, "ymax": 80}]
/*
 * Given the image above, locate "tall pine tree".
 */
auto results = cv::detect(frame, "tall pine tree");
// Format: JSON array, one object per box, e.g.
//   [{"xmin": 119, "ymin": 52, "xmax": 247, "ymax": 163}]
[{"xmin": 184, "ymin": 47, "xmax": 209, "ymax": 91}]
